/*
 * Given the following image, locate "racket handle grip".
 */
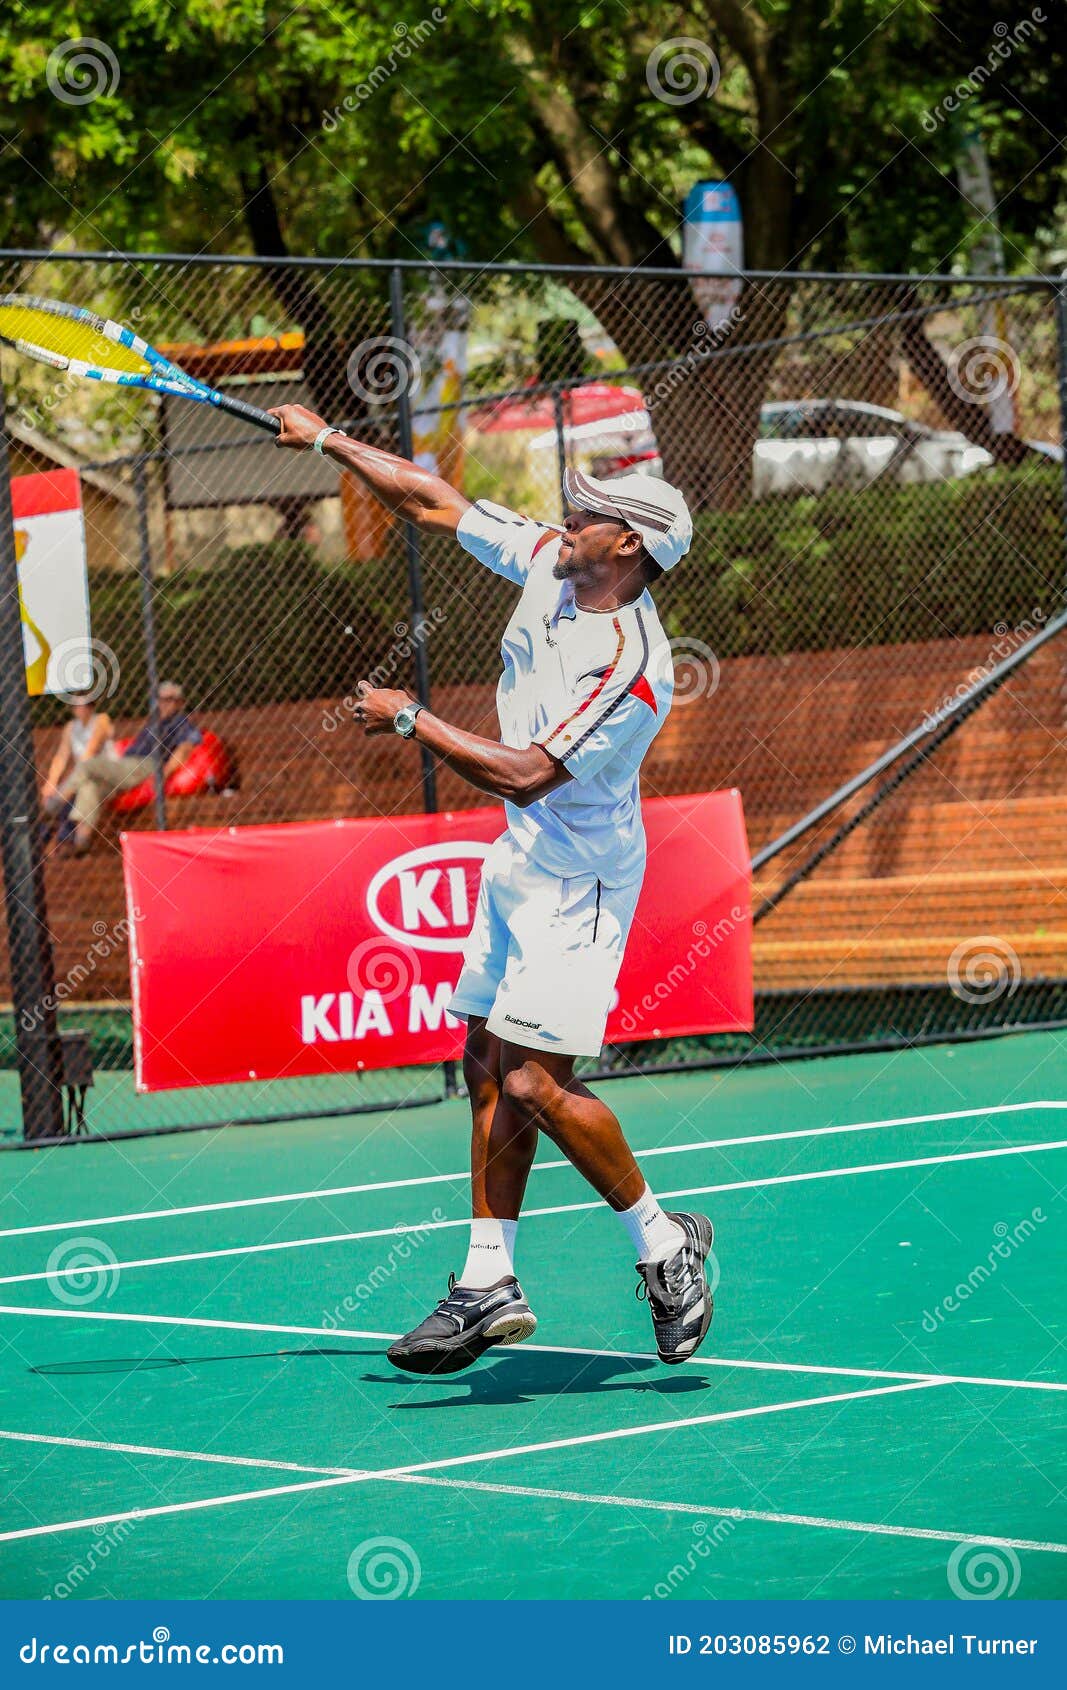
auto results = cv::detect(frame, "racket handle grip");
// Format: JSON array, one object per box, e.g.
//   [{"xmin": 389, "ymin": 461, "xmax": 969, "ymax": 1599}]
[{"xmin": 215, "ymin": 391, "xmax": 282, "ymax": 434}]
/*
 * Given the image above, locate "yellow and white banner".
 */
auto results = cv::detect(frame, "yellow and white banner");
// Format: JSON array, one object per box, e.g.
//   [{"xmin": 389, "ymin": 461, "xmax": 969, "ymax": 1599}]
[{"xmin": 12, "ymin": 468, "xmax": 91, "ymax": 697}]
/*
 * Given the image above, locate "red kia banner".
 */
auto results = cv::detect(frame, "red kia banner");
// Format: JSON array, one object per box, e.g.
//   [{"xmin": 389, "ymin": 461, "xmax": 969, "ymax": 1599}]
[{"xmin": 122, "ymin": 793, "xmax": 752, "ymax": 1092}]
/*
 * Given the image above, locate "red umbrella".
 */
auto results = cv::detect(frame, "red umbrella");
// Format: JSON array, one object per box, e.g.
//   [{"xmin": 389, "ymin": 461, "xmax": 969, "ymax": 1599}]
[{"xmin": 471, "ymin": 382, "xmax": 645, "ymax": 433}]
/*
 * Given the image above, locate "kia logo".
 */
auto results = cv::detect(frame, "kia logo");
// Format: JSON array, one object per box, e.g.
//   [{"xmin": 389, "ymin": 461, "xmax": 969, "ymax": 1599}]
[{"xmin": 365, "ymin": 842, "xmax": 490, "ymax": 954}]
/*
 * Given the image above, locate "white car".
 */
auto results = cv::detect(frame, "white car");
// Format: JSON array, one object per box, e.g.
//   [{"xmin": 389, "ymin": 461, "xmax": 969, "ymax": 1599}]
[{"xmin": 591, "ymin": 398, "xmax": 998, "ymax": 496}]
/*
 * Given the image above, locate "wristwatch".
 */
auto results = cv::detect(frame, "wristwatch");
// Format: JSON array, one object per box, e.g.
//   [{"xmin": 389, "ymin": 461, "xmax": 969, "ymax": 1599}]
[{"xmin": 393, "ymin": 702, "xmax": 424, "ymax": 739}]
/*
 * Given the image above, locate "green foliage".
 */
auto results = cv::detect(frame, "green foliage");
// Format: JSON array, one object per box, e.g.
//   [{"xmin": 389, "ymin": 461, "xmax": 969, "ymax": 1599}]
[
  {"xmin": 658, "ymin": 466, "xmax": 1064, "ymax": 657},
  {"xmin": 355, "ymin": 467, "xmax": 1060, "ymax": 683},
  {"xmin": 1, "ymin": 2, "xmax": 1062, "ymax": 273},
  {"xmin": 29, "ymin": 470, "xmax": 1057, "ymax": 734}
]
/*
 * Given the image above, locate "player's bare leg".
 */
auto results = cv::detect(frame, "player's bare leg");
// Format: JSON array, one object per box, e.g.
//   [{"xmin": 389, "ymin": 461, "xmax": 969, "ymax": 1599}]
[
  {"xmin": 496, "ymin": 1044, "xmax": 644, "ymax": 1209},
  {"xmin": 389, "ymin": 1031, "xmax": 715, "ymax": 1372},
  {"xmin": 386, "ymin": 1020, "xmax": 538, "ymax": 1374},
  {"xmin": 493, "ymin": 1043, "xmax": 715, "ymax": 1364},
  {"xmin": 466, "ymin": 1019, "xmax": 538, "ymax": 1223}
]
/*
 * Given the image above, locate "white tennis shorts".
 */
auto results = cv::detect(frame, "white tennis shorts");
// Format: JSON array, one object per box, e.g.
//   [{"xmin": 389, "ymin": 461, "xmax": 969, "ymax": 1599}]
[{"xmin": 449, "ymin": 831, "xmax": 641, "ymax": 1058}]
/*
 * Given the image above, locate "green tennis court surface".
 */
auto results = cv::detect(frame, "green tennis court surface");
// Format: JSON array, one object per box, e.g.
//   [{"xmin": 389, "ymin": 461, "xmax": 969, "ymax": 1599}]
[{"xmin": 0, "ymin": 1031, "xmax": 1064, "ymax": 1601}]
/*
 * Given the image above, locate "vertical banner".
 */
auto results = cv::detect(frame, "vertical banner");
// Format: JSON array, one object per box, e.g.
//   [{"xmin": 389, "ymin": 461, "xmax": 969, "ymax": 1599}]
[
  {"xmin": 123, "ymin": 793, "xmax": 752, "ymax": 1093},
  {"xmin": 412, "ymin": 223, "xmax": 470, "ymax": 480},
  {"xmin": 411, "ymin": 303, "xmax": 469, "ymax": 478},
  {"xmin": 12, "ymin": 467, "xmax": 90, "ymax": 696},
  {"xmin": 683, "ymin": 181, "xmax": 744, "ymax": 333}
]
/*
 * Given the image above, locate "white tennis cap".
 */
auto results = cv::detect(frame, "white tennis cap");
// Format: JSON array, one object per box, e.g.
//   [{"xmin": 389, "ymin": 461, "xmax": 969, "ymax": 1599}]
[{"xmin": 563, "ymin": 467, "xmax": 693, "ymax": 571}]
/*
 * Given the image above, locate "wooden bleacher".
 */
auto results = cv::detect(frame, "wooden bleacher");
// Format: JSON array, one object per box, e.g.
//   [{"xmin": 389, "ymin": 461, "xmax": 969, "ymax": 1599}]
[{"xmin": 20, "ymin": 630, "xmax": 1067, "ymax": 1004}]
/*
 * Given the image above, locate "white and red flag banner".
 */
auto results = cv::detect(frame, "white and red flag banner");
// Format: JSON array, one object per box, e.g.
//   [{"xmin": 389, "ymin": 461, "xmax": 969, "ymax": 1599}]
[
  {"xmin": 12, "ymin": 467, "xmax": 91, "ymax": 697},
  {"xmin": 122, "ymin": 792, "xmax": 752, "ymax": 1092}
]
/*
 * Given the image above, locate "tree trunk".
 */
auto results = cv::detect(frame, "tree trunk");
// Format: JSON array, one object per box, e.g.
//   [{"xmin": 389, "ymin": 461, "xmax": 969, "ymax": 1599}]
[
  {"xmin": 899, "ymin": 290, "xmax": 1033, "ymax": 466},
  {"xmin": 563, "ymin": 269, "xmax": 791, "ymax": 509},
  {"xmin": 241, "ymin": 164, "xmax": 382, "ymax": 434}
]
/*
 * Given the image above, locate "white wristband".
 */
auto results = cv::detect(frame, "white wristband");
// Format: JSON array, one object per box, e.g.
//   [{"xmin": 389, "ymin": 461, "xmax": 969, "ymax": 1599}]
[{"xmin": 313, "ymin": 426, "xmax": 343, "ymax": 455}]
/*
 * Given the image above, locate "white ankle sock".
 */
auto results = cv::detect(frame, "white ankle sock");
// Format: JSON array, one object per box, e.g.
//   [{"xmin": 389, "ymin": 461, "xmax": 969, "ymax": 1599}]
[
  {"xmin": 618, "ymin": 1184, "xmax": 685, "ymax": 1263},
  {"xmin": 457, "ymin": 1217, "xmax": 518, "ymax": 1288}
]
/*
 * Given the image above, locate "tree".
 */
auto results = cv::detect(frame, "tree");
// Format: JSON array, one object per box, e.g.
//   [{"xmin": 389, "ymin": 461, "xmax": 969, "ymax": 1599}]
[{"xmin": 1, "ymin": 2, "xmax": 1063, "ymax": 499}]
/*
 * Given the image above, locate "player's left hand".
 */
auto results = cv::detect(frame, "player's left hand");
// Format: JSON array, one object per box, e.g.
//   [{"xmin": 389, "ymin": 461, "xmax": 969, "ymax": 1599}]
[{"xmin": 354, "ymin": 681, "xmax": 413, "ymax": 735}]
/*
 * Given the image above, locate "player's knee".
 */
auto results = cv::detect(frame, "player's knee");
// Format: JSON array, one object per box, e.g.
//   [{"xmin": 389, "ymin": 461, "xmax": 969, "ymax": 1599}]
[{"xmin": 502, "ymin": 1060, "xmax": 553, "ymax": 1117}]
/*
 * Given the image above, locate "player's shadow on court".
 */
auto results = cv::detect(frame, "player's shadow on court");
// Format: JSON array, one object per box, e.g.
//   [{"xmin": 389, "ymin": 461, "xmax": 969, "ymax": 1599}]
[
  {"xmin": 29, "ymin": 1348, "xmax": 712, "ymax": 1406},
  {"xmin": 372, "ymin": 1349, "xmax": 713, "ymax": 1408},
  {"xmin": 27, "ymin": 1345, "xmax": 385, "ymax": 1378}
]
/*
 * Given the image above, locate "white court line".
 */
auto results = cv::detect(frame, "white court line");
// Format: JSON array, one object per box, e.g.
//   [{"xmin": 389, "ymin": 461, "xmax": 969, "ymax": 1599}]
[
  {"xmin": 385, "ymin": 1472, "xmax": 1067, "ymax": 1556},
  {"xmin": 0, "ymin": 1428, "xmax": 357, "ymax": 1478},
  {"xmin": 5, "ymin": 1136, "xmax": 1067, "ymax": 1292},
  {"xmin": 3, "ymin": 1100, "xmax": 1062, "ymax": 1241},
  {"xmin": 3, "ymin": 1420, "xmax": 1063, "ymax": 1558},
  {"xmin": 0, "ymin": 1379, "xmax": 939, "ymax": 1543},
  {"xmin": 4, "ymin": 1303, "xmax": 1067, "ymax": 1395},
  {"xmin": 655, "ymin": 1137, "xmax": 1067, "ymax": 1205}
]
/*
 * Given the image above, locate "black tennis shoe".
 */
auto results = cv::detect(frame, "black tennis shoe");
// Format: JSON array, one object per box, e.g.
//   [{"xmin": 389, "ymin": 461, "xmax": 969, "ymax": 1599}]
[
  {"xmin": 387, "ymin": 1274, "xmax": 537, "ymax": 1375},
  {"xmin": 636, "ymin": 1211, "xmax": 715, "ymax": 1364}
]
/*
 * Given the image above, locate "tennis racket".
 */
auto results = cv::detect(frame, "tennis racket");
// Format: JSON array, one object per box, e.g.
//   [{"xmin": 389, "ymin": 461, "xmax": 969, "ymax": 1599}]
[{"xmin": 0, "ymin": 293, "xmax": 282, "ymax": 435}]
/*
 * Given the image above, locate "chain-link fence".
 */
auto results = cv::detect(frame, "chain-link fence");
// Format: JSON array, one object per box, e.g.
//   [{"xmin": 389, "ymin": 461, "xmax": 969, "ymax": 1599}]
[{"xmin": 2, "ymin": 252, "xmax": 1066, "ymax": 1142}]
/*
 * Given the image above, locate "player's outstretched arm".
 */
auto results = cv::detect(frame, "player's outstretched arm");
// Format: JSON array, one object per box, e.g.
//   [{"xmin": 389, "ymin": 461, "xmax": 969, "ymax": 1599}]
[
  {"xmin": 355, "ymin": 683, "xmax": 570, "ymax": 808},
  {"xmin": 414, "ymin": 712, "xmax": 569, "ymax": 807},
  {"xmin": 269, "ymin": 403, "xmax": 470, "ymax": 534}
]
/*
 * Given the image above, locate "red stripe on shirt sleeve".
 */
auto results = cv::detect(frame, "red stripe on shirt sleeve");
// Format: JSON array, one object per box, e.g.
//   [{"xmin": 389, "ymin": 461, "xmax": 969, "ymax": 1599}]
[{"xmin": 628, "ymin": 672, "xmax": 657, "ymax": 714}]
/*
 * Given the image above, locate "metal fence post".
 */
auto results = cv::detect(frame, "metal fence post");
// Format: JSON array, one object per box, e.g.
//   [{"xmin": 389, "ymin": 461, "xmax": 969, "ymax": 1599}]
[
  {"xmin": 133, "ymin": 459, "xmax": 167, "ymax": 830},
  {"xmin": 389, "ymin": 265, "xmax": 438, "ymax": 816},
  {"xmin": 1054, "ymin": 283, "xmax": 1067, "ymax": 608},
  {"xmin": 0, "ymin": 385, "xmax": 66, "ymax": 1139},
  {"xmin": 389, "ymin": 265, "xmax": 457, "ymax": 1096},
  {"xmin": 552, "ymin": 385, "xmax": 567, "ymax": 512}
]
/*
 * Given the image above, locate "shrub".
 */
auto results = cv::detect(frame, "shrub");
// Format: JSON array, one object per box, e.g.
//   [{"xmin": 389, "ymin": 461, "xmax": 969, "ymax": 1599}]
[{"xmin": 30, "ymin": 467, "xmax": 1061, "ymax": 725}]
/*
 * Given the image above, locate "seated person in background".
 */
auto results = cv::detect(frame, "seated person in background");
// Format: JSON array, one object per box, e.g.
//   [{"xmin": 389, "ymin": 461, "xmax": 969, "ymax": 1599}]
[
  {"xmin": 41, "ymin": 692, "xmax": 115, "ymax": 846},
  {"xmin": 67, "ymin": 680, "xmax": 201, "ymax": 856}
]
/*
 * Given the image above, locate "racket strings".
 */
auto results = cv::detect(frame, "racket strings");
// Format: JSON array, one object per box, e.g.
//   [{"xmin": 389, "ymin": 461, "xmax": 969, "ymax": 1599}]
[{"xmin": 0, "ymin": 298, "xmax": 153, "ymax": 378}]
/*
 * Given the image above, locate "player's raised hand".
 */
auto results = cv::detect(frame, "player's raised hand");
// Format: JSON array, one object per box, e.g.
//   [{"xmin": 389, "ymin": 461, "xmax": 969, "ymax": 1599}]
[{"xmin": 269, "ymin": 403, "xmax": 334, "ymax": 448}]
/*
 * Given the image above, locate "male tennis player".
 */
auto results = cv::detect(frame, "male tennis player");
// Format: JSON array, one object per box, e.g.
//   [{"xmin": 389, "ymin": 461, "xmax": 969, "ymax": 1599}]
[{"xmin": 272, "ymin": 402, "xmax": 715, "ymax": 1374}]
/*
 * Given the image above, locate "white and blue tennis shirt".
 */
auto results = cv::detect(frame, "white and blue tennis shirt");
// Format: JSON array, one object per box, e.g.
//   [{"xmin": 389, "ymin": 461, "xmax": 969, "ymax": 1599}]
[{"xmin": 455, "ymin": 499, "xmax": 674, "ymax": 887}]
